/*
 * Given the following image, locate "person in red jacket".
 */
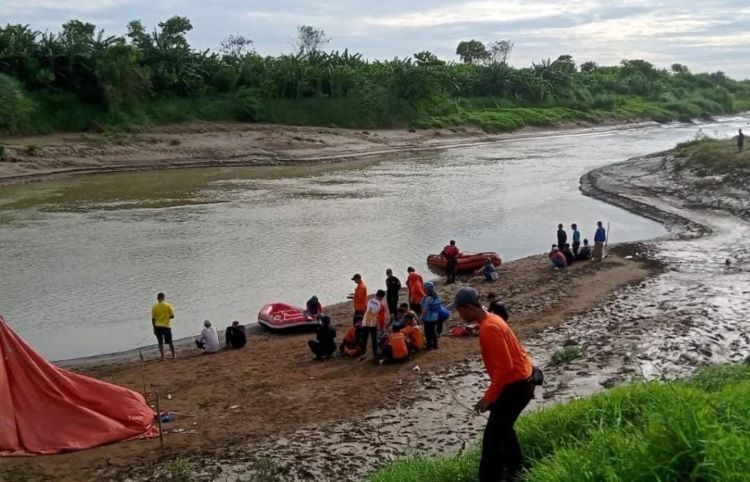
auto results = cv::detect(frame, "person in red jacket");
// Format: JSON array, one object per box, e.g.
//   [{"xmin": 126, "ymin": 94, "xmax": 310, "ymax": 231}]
[
  {"xmin": 452, "ymin": 287, "xmax": 535, "ymax": 482},
  {"xmin": 442, "ymin": 240, "xmax": 460, "ymax": 284}
]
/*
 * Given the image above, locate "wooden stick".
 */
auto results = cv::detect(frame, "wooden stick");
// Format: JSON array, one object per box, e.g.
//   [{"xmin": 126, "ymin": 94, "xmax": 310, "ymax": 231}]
[
  {"xmin": 155, "ymin": 392, "xmax": 165, "ymax": 455},
  {"xmin": 605, "ymin": 222, "xmax": 611, "ymax": 248},
  {"xmin": 138, "ymin": 350, "xmax": 147, "ymax": 397}
]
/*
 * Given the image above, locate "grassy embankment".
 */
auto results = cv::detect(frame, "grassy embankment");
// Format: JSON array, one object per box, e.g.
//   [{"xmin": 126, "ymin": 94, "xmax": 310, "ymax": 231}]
[
  {"xmin": 674, "ymin": 137, "xmax": 750, "ymax": 172},
  {"xmin": 369, "ymin": 363, "xmax": 750, "ymax": 482}
]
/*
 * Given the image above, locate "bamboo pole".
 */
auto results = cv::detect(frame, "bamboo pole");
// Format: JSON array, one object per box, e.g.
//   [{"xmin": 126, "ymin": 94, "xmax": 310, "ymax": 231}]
[
  {"xmin": 138, "ymin": 350, "xmax": 147, "ymax": 397},
  {"xmin": 155, "ymin": 392, "xmax": 165, "ymax": 454}
]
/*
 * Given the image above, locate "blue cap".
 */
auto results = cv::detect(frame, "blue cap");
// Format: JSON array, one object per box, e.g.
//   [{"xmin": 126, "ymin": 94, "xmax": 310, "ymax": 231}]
[{"xmin": 446, "ymin": 286, "xmax": 481, "ymax": 310}]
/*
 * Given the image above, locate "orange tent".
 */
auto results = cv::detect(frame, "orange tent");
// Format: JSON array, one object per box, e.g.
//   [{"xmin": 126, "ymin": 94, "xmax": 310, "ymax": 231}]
[{"xmin": 0, "ymin": 316, "xmax": 158, "ymax": 456}]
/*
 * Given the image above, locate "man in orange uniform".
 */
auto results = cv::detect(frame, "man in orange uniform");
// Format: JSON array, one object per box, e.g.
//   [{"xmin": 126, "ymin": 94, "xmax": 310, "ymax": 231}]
[
  {"xmin": 348, "ymin": 273, "xmax": 368, "ymax": 324},
  {"xmin": 401, "ymin": 313, "xmax": 425, "ymax": 352},
  {"xmin": 380, "ymin": 325, "xmax": 410, "ymax": 363},
  {"xmin": 452, "ymin": 287, "xmax": 535, "ymax": 482},
  {"xmin": 442, "ymin": 240, "xmax": 460, "ymax": 284},
  {"xmin": 405, "ymin": 267, "xmax": 426, "ymax": 317}
]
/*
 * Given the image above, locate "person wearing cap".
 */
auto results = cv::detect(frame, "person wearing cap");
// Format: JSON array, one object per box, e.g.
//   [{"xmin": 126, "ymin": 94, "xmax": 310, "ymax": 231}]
[
  {"xmin": 308, "ymin": 315, "xmax": 336, "ymax": 360},
  {"xmin": 420, "ymin": 282, "xmax": 443, "ymax": 350},
  {"xmin": 385, "ymin": 269, "xmax": 402, "ymax": 320},
  {"xmin": 361, "ymin": 289, "xmax": 386, "ymax": 358},
  {"xmin": 442, "ymin": 240, "xmax": 460, "ymax": 284},
  {"xmin": 452, "ymin": 287, "xmax": 534, "ymax": 482},
  {"xmin": 406, "ymin": 267, "xmax": 427, "ymax": 316},
  {"xmin": 347, "ymin": 274, "xmax": 368, "ymax": 324},
  {"xmin": 548, "ymin": 245, "xmax": 567, "ymax": 270},
  {"xmin": 195, "ymin": 320, "xmax": 221, "ymax": 353}
]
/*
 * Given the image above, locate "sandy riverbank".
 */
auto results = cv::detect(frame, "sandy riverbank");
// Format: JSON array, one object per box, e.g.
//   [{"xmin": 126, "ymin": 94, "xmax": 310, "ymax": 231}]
[
  {"xmin": 0, "ymin": 249, "xmax": 653, "ymax": 481},
  {"xmin": 0, "ymin": 120, "xmax": 657, "ymax": 186}
]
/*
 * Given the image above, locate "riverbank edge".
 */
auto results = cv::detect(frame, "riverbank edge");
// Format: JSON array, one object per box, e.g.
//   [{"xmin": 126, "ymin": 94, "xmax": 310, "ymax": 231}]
[{"xmin": 0, "ymin": 120, "xmax": 661, "ymax": 188}]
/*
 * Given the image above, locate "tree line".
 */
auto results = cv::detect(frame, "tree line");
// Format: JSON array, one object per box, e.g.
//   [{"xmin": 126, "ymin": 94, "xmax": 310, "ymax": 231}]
[{"xmin": 1, "ymin": 17, "xmax": 749, "ymax": 134}]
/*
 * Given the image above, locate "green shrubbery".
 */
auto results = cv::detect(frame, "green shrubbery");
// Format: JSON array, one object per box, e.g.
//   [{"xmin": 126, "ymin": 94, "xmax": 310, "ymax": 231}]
[
  {"xmin": 0, "ymin": 19, "xmax": 749, "ymax": 136},
  {"xmin": 675, "ymin": 137, "xmax": 750, "ymax": 172},
  {"xmin": 369, "ymin": 364, "xmax": 750, "ymax": 482}
]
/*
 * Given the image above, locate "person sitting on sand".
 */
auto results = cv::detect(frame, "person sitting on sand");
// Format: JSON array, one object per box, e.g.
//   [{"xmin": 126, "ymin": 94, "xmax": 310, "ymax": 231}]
[
  {"xmin": 562, "ymin": 243, "xmax": 575, "ymax": 266},
  {"xmin": 486, "ymin": 293, "xmax": 510, "ymax": 322},
  {"xmin": 401, "ymin": 313, "xmax": 425, "ymax": 352},
  {"xmin": 225, "ymin": 321, "xmax": 246, "ymax": 349},
  {"xmin": 380, "ymin": 324, "xmax": 410, "ymax": 363},
  {"xmin": 549, "ymin": 246, "xmax": 567, "ymax": 270},
  {"xmin": 340, "ymin": 322, "xmax": 361, "ymax": 357},
  {"xmin": 305, "ymin": 295, "xmax": 324, "ymax": 321},
  {"xmin": 195, "ymin": 320, "xmax": 220, "ymax": 353},
  {"xmin": 578, "ymin": 239, "xmax": 592, "ymax": 260},
  {"xmin": 392, "ymin": 303, "xmax": 410, "ymax": 330},
  {"xmin": 308, "ymin": 315, "xmax": 336, "ymax": 360},
  {"xmin": 479, "ymin": 258, "xmax": 498, "ymax": 282}
]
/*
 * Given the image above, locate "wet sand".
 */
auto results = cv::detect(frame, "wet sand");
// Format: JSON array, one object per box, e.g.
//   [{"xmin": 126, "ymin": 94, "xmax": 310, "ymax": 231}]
[
  {"xmin": 0, "ymin": 251, "xmax": 651, "ymax": 481},
  {"xmin": 0, "ymin": 121, "xmax": 656, "ymax": 186}
]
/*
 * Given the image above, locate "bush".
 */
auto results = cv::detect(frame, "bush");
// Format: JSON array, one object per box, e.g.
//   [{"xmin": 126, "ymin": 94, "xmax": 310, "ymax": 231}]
[
  {"xmin": 0, "ymin": 74, "xmax": 34, "ymax": 132},
  {"xmin": 369, "ymin": 364, "xmax": 750, "ymax": 482},
  {"xmin": 234, "ymin": 88, "xmax": 264, "ymax": 122}
]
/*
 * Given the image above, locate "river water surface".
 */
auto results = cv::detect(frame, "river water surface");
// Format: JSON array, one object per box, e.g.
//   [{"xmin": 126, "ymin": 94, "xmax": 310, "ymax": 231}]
[{"xmin": 0, "ymin": 119, "xmax": 743, "ymax": 360}]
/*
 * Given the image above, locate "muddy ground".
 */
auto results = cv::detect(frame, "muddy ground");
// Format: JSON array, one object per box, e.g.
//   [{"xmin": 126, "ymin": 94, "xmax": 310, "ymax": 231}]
[
  {"xmin": 0, "ymin": 250, "xmax": 651, "ymax": 482},
  {"xmin": 0, "ymin": 121, "xmax": 654, "ymax": 186}
]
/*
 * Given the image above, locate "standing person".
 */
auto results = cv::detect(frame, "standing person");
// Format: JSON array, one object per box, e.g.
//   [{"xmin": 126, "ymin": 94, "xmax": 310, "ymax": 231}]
[
  {"xmin": 195, "ymin": 320, "xmax": 220, "ymax": 353},
  {"xmin": 593, "ymin": 221, "xmax": 606, "ymax": 261},
  {"xmin": 571, "ymin": 223, "xmax": 581, "ymax": 257},
  {"xmin": 361, "ymin": 290, "xmax": 386, "ymax": 358},
  {"xmin": 225, "ymin": 321, "xmax": 247, "ymax": 349},
  {"xmin": 151, "ymin": 292, "xmax": 175, "ymax": 360},
  {"xmin": 442, "ymin": 240, "xmax": 460, "ymax": 284},
  {"xmin": 739, "ymin": 129, "xmax": 745, "ymax": 152},
  {"xmin": 420, "ymin": 282, "xmax": 442, "ymax": 350},
  {"xmin": 347, "ymin": 274, "xmax": 367, "ymax": 323},
  {"xmin": 406, "ymin": 267, "xmax": 426, "ymax": 317},
  {"xmin": 308, "ymin": 315, "xmax": 336, "ymax": 360},
  {"xmin": 385, "ymin": 269, "xmax": 402, "ymax": 320},
  {"xmin": 452, "ymin": 287, "xmax": 535, "ymax": 482},
  {"xmin": 556, "ymin": 224, "xmax": 567, "ymax": 251}
]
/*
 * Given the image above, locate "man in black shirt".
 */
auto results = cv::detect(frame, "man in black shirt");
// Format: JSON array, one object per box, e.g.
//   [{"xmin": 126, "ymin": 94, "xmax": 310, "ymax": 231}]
[
  {"xmin": 308, "ymin": 316, "xmax": 336, "ymax": 360},
  {"xmin": 556, "ymin": 223, "xmax": 567, "ymax": 250},
  {"xmin": 385, "ymin": 268, "xmax": 402, "ymax": 320},
  {"xmin": 486, "ymin": 293, "xmax": 510, "ymax": 321},
  {"xmin": 225, "ymin": 321, "xmax": 247, "ymax": 349}
]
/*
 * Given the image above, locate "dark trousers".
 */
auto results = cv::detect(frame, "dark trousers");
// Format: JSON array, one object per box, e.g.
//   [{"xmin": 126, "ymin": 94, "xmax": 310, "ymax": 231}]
[
  {"xmin": 308, "ymin": 340, "xmax": 335, "ymax": 359},
  {"xmin": 446, "ymin": 258, "xmax": 457, "ymax": 284},
  {"xmin": 387, "ymin": 295, "xmax": 399, "ymax": 317},
  {"xmin": 424, "ymin": 321, "xmax": 438, "ymax": 349},
  {"xmin": 479, "ymin": 379, "xmax": 535, "ymax": 482},
  {"xmin": 359, "ymin": 326, "xmax": 378, "ymax": 356},
  {"xmin": 353, "ymin": 310, "xmax": 364, "ymax": 324},
  {"xmin": 572, "ymin": 241, "xmax": 580, "ymax": 257}
]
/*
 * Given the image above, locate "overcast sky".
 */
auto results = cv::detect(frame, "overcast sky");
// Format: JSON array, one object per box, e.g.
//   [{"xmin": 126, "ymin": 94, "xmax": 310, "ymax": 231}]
[{"xmin": 3, "ymin": 0, "xmax": 749, "ymax": 79}]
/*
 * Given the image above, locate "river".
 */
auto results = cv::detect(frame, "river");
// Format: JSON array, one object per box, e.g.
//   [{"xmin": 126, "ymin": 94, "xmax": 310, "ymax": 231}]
[{"xmin": 0, "ymin": 119, "xmax": 742, "ymax": 360}]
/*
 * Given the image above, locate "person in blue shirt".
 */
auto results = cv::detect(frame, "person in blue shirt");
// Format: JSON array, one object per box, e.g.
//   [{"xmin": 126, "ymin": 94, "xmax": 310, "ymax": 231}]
[
  {"xmin": 593, "ymin": 221, "xmax": 606, "ymax": 261},
  {"xmin": 570, "ymin": 223, "xmax": 581, "ymax": 257}
]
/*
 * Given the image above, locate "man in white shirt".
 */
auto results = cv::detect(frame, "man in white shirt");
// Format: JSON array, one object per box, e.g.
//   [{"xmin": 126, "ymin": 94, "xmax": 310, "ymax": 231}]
[{"xmin": 195, "ymin": 320, "xmax": 221, "ymax": 353}]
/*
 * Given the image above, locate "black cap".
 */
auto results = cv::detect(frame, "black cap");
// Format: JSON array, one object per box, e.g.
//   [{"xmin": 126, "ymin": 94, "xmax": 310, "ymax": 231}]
[{"xmin": 351, "ymin": 273, "xmax": 362, "ymax": 281}]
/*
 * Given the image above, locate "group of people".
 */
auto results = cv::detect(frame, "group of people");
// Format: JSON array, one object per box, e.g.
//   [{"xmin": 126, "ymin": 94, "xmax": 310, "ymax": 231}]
[
  {"xmin": 549, "ymin": 221, "xmax": 606, "ymax": 269},
  {"xmin": 150, "ymin": 292, "xmax": 246, "ymax": 360},
  {"xmin": 309, "ymin": 267, "xmax": 452, "ymax": 363}
]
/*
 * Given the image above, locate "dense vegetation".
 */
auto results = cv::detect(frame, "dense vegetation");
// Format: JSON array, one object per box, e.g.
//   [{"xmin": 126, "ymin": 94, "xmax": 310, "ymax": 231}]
[
  {"xmin": 675, "ymin": 136, "xmax": 750, "ymax": 172},
  {"xmin": 369, "ymin": 363, "xmax": 750, "ymax": 482},
  {"xmin": 1, "ymin": 17, "xmax": 750, "ymax": 135}
]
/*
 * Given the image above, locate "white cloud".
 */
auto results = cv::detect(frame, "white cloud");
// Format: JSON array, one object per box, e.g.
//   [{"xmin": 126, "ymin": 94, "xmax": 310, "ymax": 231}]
[{"xmin": 1, "ymin": 0, "xmax": 131, "ymax": 13}]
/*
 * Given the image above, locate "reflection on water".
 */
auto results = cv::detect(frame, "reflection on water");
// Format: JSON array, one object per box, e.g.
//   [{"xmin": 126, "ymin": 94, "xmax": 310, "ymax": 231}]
[{"xmin": 0, "ymin": 119, "xmax": 742, "ymax": 360}]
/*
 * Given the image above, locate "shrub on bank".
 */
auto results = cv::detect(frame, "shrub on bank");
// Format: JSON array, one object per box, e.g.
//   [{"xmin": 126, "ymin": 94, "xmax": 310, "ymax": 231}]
[{"xmin": 368, "ymin": 364, "xmax": 750, "ymax": 482}]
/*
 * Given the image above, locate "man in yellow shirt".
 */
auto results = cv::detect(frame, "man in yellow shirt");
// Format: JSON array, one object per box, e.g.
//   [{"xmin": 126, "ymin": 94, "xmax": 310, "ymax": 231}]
[{"xmin": 151, "ymin": 292, "xmax": 175, "ymax": 360}]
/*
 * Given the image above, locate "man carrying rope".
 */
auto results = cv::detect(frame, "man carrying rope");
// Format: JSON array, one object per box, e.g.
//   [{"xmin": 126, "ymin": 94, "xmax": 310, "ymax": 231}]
[{"xmin": 451, "ymin": 287, "xmax": 536, "ymax": 482}]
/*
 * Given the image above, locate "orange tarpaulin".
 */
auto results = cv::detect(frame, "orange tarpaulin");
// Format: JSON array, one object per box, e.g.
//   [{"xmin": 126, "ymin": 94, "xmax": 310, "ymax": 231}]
[{"xmin": 0, "ymin": 316, "xmax": 158, "ymax": 456}]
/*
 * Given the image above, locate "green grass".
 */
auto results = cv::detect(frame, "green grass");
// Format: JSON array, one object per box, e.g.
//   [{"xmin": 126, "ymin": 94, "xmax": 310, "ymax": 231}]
[
  {"xmin": 549, "ymin": 346, "xmax": 584, "ymax": 366},
  {"xmin": 368, "ymin": 364, "xmax": 750, "ymax": 482},
  {"xmin": 674, "ymin": 137, "xmax": 750, "ymax": 172}
]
